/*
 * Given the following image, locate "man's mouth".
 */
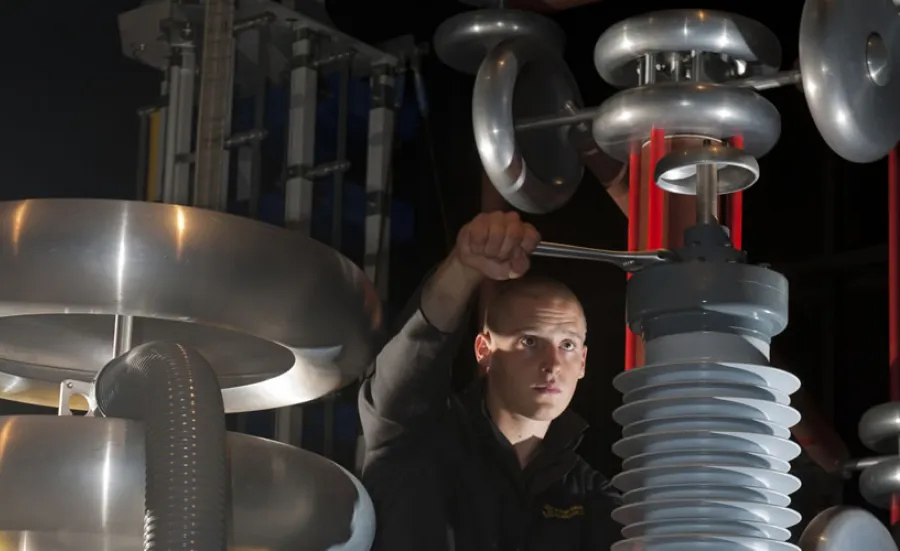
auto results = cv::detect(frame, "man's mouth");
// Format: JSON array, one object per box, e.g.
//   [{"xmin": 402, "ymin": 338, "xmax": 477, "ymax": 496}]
[{"xmin": 532, "ymin": 383, "xmax": 561, "ymax": 395}]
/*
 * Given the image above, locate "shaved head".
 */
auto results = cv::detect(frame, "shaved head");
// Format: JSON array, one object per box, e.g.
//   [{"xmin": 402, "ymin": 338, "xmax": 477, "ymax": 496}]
[
  {"xmin": 475, "ymin": 274, "xmax": 588, "ymax": 425},
  {"xmin": 483, "ymin": 275, "xmax": 585, "ymax": 334}
]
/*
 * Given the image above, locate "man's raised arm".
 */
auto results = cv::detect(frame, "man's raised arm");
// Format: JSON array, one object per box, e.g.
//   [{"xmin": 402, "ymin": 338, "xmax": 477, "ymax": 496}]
[{"xmin": 358, "ymin": 211, "xmax": 540, "ymax": 456}]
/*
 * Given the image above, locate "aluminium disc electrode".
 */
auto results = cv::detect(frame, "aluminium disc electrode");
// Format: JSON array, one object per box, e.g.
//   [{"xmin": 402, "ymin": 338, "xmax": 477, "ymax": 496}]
[{"xmin": 0, "ymin": 199, "xmax": 382, "ymax": 413}]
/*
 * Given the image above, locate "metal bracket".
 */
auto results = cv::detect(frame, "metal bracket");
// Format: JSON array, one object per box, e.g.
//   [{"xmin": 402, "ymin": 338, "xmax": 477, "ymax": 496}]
[
  {"xmin": 286, "ymin": 160, "xmax": 351, "ymax": 180},
  {"xmin": 58, "ymin": 380, "xmax": 97, "ymax": 417}
]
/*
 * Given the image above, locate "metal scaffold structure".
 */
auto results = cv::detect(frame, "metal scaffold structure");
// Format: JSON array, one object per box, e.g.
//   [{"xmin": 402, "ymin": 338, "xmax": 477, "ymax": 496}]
[{"xmin": 120, "ymin": 0, "xmax": 421, "ymax": 455}]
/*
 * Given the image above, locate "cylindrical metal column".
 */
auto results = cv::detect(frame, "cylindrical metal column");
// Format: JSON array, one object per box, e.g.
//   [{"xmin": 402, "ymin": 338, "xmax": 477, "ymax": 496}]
[
  {"xmin": 632, "ymin": 137, "xmax": 718, "ymax": 367},
  {"xmin": 889, "ymin": 144, "xmax": 900, "ymax": 525},
  {"xmin": 161, "ymin": 44, "xmax": 196, "ymax": 206}
]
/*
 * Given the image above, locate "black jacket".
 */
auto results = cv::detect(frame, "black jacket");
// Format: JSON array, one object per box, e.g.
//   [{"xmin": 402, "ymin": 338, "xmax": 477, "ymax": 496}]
[{"xmin": 358, "ymin": 282, "xmax": 622, "ymax": 551}]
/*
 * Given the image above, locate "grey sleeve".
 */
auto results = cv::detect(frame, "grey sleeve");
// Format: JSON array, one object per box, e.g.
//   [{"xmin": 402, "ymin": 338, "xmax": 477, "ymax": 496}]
[{"xmin": 358, "ymin": 273, "xmax": 471, "ymax": 457}]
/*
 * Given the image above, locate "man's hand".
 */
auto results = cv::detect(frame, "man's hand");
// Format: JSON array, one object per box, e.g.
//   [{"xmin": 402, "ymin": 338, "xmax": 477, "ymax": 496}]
[
  {"xmin": 453, "ymin": 211, "xmax": 541, "ymax": 281},
  {"xmin": 421, "ymin": 211, "xmax": 540, "ymax": 332}
]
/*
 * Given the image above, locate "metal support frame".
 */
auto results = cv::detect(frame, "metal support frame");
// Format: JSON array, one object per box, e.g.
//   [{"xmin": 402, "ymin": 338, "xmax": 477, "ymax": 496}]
[
  {"xmin": 364, "ymin": 64, "xmax": 397, "ymax": 302},
  {"xmin": 161, "ymin": 44, "xmax": 196, "ymax": 205},
  {"xmin": 234, "ymin": 22, "xmax": 270, "ymax": 217},
  {"xmin": 148, "ymin": 81, "xmax": 168, "ymax": 202},
  {"xmin": 275, "ymin": 22, "xmax": 319, "ymax": 446},
  {"xmin": 121, "ymin": 2, "xmax": 406, "ymax": 457},
  {"xmin": 135, "ymin": 108, "xmax": 151, "ymax": 201},
  {"xmin": 193, "ymin": 0, "xmax": 236, "ymax": 212},
  {"xmin": 283, "ymin": 24, "xmax": 318, "ymax": 234}
]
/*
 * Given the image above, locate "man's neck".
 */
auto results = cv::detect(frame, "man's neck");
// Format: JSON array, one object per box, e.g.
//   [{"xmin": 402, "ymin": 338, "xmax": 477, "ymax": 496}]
[{"xmin": 486, "ymin": 398, "xmax": 551, "ymax": 469}]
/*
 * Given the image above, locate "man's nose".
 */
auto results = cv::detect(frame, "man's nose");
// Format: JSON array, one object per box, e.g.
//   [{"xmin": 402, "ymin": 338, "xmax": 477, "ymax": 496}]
[{"xmin": 540, "ymin": 346, "xmax": 562, "ymax": 373}]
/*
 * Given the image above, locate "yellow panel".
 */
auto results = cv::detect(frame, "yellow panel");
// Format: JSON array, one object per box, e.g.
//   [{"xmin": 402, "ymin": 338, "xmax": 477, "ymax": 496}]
[{"xmin": 146, "ymin": 110, "xmax": 162, "ymax": 201}]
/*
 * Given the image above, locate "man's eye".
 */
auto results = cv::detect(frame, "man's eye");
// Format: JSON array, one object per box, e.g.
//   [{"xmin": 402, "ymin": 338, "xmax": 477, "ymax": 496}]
[
  {"xmin": 561, "ymin": 341, "xmax": 576, "ymax": 351},
  {"xmin": 520, "ymin": 336, "xmax": 536, "ymax": 347}
]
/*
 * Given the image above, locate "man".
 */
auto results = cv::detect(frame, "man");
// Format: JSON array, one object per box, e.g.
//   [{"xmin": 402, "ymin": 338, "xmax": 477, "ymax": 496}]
[{"xmin": 358, "ymin": 210, "xmax": 621, "ymax": 551}]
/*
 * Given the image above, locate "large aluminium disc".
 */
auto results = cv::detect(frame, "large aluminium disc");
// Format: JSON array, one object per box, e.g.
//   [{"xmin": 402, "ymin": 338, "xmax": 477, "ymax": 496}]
[
  {"xmin": 0, "ymin": 199, "xmax": 382, "ymax": 412},
  {"xmin": 799, "ymin": 0, "xmax": 900, "ymax": 163},
  {"xmin": 0, "ymin": 415, "xmax": 375, "ymax": 551}
]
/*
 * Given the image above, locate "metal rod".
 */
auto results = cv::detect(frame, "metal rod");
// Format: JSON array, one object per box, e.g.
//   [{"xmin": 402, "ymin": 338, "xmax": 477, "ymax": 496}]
[
  {"xmin": 513, "ymin": 69, "xmax": 803, "ymax": 134},
  {"xmin": 112, "ymin": 315, "xmax": 134, "ymax": 357},
  {"xmin": 842, "ymin": 456, "xmax": 894, "ymax": 473},
  {"xmin": 515, "ymin": 110, "xmax": 599, "ymax": 132},
  {"xmin": 728, "ymin": 69, "xmax": 802, "ymax": 91},
  {"xmin": 533, "ymin": 241, "xmax": 674, "ymax": 272},
  {"xmin": 696, "ymin": 163, "xmax": 718, "ymax": 225}
]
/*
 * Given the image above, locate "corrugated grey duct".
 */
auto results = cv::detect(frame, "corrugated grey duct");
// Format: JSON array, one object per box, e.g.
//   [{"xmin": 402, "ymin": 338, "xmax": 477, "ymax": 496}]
[{"xmin": 94, "ymin": 341, "xmax": 228, "ymax": 551}]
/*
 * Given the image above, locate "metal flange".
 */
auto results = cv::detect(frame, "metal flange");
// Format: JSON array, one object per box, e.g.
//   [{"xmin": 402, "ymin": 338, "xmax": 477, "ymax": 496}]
[
  {"xmin": 591, "ymin": 82, "xmax": 781, "ymax": 162},
  {"xmin": 473, "ymin": 37, "xmax": 584, "ymax": 213},
  {"xmin": 654, "ymin": 144, "xmax": 760, "ymax": 195},
  {"xmin": 593, "ymin": 10, "xmax": 782, "ymax": 88}
]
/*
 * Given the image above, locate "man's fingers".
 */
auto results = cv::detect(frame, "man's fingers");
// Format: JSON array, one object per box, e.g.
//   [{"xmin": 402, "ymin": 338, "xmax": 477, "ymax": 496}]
[
  {"xmin": 520, "ymin": 224, "xmax": 541, "ymax": 254},
  {"xmin": 483, "ymin": 211, "xmax": 507, "ymax": 258},
  {"xmin": 467, "ymin": 215, "xmax": 489, "ymax": 255},
  {"xmin": 497, "ymin": 223, "xmax": 524, "ymax": 261},
  {"xmin": 509, "ymin": 248, "xmax": 531, "ymax": 279},
  {"xmin": 456, "ymin": 225, "xmax": 472, "ymax": 257}
]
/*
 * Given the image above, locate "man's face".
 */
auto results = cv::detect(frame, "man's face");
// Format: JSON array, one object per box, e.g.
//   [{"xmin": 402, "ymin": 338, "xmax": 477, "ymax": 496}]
[{"xmin": 475, "ymin": 292, "xmax": 587, "ymax": 422}]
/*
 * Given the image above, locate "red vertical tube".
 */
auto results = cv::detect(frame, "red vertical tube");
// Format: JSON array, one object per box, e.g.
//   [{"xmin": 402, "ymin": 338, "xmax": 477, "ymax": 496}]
[
  {"xmin": 625, "ymin": 151, "xmax": 642, "ymax": 371},
  {"xmin": 648, "ymin": 129, "xmax": 666, "ymax": 249},
  {"xmin": 889, "ymin": 145, "xmax": 900, "ymax": 525},
  {"xmin": 729, "ymin": 136, "xmax": 745, "ymax": 249}
]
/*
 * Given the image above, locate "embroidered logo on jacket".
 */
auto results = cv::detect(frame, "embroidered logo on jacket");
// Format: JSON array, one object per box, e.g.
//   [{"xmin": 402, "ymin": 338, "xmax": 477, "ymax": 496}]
[{"xmin": 541, "ymin": 504, "xmax": 584, "ymax": 519}]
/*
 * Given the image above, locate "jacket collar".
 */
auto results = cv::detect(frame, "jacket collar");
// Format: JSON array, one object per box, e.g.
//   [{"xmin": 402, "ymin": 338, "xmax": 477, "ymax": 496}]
[{"xmin": 460, "ymin": 377, "xmax": 588, "ymax": 459}]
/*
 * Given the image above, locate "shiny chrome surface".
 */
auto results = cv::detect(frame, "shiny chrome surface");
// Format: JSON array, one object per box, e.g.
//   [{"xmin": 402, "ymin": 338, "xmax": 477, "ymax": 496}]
[
  {"xmin": 729, "ymin": 69, "xmax": 803, "ymax": 91},
  {"xmin": 473, "ymin": 38, "xmax": 583, "ymax": 213},
  {"xmin": 0, "ymin": 199, "xmax": 382, "ymax": 412},
  {"xmin": 858, "ymin": 401, "xmax": 900, "ymax": 453},
  {"xmin": 799, "ymin": 0, "xmax": 900, "ymax": 163},
  {"xmin": 433, "ymin": 9, "xmax": 564, "ymax": 75},
  {"xmin": 857, "ymin": 402, "xmax": 900, "ymax": 508},
  {"xmin": 859, "ymin": 456, "xmax": 900, "ymax": 508},
  {"xmin": 591, "ymin": 83, "xmax": 781, "ymax": 162},
  {"xmin": 654, "ymin": 144, "xmax": 760, "ymax": 195},
  {"xmin": 0, "ymin": 415, "xmax": 376, "ymax": 551},
  {"xmin": 799, "ymin": 506, "xmax": 896, "ymax": 551},
  {"xmin": 594, "ymin": 10, "xmax": 781, "ymax": 88},
  {"xmin": 533, "ymin": 242, "xmax": 674, "ymax": 272}
]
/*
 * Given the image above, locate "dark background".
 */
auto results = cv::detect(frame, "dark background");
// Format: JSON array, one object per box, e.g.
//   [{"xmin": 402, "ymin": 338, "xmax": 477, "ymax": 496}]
[{"xmin": 0, "ymin": 0, "xmax": 890, "ymax": 531}]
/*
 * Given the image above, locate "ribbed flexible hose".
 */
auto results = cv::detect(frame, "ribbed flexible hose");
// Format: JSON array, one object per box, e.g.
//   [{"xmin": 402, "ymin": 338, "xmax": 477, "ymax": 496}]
[{"xmin": 93, "ymin": 341, "xmax": 228, "ymax": 551}]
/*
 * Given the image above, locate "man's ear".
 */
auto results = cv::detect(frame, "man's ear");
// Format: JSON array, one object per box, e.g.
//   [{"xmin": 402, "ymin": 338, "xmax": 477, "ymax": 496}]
[
  {"xmin": 474, "ymin": 332, "xmax": 492, "ymax": 373},
  {"xmin": 578, "ymin": 346, "xmax": 587, "ymax": 380}
]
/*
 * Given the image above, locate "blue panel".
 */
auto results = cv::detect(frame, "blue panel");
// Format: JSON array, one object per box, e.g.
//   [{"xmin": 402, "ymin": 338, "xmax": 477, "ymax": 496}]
[{"xmin": 253, "ymin": 182, "xmax": 414, "ymax": 243}]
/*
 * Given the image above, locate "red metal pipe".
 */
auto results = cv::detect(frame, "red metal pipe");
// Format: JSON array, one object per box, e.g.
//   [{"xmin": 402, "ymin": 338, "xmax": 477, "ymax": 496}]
[
  {"xmin": 647, "ymin": 129, "xmax": 666, "ymax": 249},
  {"xmin": 889, "ymin": 145, "xmax": 899, "ymax": 524},
  {"xmin": 625, "ymin": 151, "xmax": 642, "ymax": 371},
  {"xmin": 728, "ymin": 136, "xmax": 745, "ymax": 250}
]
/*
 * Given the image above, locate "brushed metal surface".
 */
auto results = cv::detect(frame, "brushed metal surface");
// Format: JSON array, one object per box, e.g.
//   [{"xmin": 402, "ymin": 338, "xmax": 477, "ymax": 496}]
[{"xmin": 0, "ymin": 199, "xmax": 382, "ymax": 412}]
